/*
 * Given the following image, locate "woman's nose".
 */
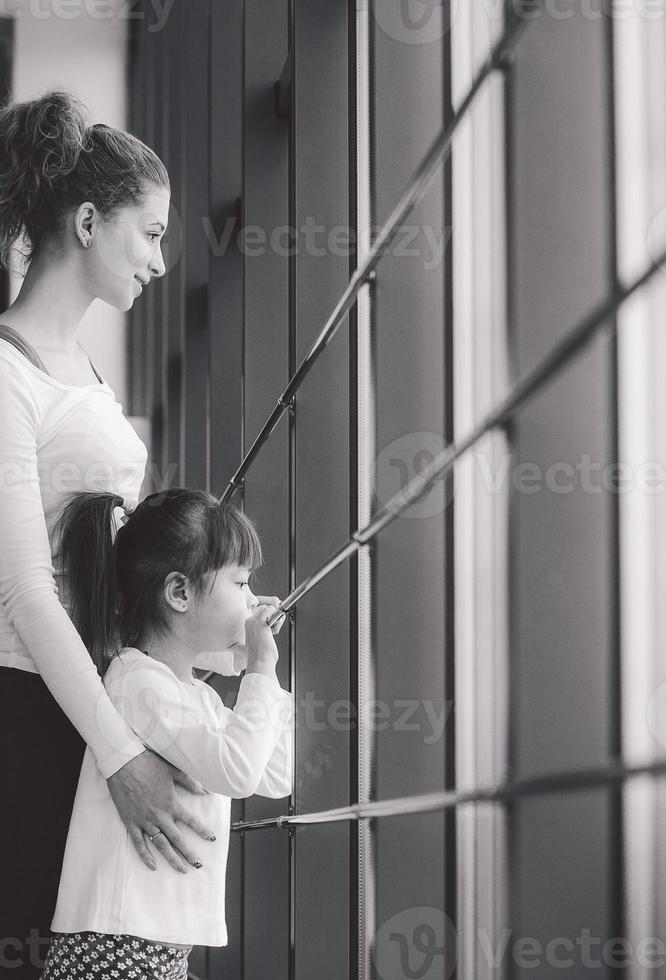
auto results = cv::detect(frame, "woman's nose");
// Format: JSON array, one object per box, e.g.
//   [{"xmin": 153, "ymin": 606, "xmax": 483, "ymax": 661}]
[{"xmin": 149, "ymin": 249, "xmax": 166, "ymax": 278}]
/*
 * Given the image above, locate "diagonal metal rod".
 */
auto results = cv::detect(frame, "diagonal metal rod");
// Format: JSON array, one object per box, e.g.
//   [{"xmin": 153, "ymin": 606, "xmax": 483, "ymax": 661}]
[
  {"xmin": 230, "ymin": 756, "xmax": 666, "ymax": 833},
  {"xmin": 218, "ymin": 3, "xmax": 540, "ymax": 506}
]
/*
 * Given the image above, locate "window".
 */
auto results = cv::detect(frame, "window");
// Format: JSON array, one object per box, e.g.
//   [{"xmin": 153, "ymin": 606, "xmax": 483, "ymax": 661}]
[{"xmin": 129, "ymin": 2, "xmax": 664, "ymax": 977}]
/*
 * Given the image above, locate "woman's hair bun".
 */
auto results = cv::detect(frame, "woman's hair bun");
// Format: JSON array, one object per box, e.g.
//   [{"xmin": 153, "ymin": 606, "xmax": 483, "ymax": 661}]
[
  {"xmin": 1, "ymin": 88, "xmax": 91, "ymax": 178},
  {"xmin": 0, "ymin": 89, "xmax": 92, "ymax": 270}
]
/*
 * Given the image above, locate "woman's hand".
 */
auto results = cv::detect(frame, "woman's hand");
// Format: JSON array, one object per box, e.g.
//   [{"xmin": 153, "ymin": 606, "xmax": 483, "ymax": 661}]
[{"xmin": 107, "ymin": 748, "xmax": 216, "ymax": 873}]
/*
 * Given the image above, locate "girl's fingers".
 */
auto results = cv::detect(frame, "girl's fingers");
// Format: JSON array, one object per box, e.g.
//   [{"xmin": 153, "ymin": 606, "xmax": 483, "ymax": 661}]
[
  {"xmin": 255, "ymin": 595, "xmax": 281, "ymax": 607},
  {"xmin": 270, "ymin": 612, "xmax": 287, "ymax": 635},
  {"xmin": 128, "ymin": 827, "xmax": 157, "ymax": 871},
  {"xmin": 255, "ymin": 595, "xmax": 286, "ymax": 633}
]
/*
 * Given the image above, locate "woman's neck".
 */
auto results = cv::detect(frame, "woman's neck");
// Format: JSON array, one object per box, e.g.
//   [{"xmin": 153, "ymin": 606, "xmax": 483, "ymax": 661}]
[{"xmin": 1, "ymin": 250, "xmax": 93, "ymax": 352}]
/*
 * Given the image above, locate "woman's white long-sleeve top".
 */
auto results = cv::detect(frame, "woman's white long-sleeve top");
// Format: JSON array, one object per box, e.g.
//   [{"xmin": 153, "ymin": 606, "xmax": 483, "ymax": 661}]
[{"xmin": 0, "ymin": 343, "xmax": 243, "ymax": 778}]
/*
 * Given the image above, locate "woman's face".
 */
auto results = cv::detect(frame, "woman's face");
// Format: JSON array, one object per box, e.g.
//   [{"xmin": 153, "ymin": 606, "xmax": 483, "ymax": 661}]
[{"xmin": 85, "ymin": 183, "xmax": 170, "ymax": 311}]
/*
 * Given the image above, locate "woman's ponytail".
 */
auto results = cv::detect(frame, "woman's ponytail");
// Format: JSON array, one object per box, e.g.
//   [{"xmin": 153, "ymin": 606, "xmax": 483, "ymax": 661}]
[
  {"xmin": 54, "ymin": 491, "xmax": 122, "ymax": 677},
  {"xmin": 0, "ymin": 90, "xmax": 91, "ymax": 271}
]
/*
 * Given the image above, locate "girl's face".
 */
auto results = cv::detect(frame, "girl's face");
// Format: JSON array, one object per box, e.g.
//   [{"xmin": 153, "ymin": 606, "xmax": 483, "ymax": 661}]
[
  {"xmin": 191, "ymin": 563, "xmax": 258, "ymax": 651},
  {"xmin": 85, "ymin": 183, "xmax": 170, "ymax": 312}
]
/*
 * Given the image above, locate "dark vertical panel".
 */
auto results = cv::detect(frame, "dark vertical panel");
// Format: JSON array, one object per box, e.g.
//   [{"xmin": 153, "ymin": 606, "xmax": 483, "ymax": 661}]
[
  {"xmin": 209, "ymin": 3, "xmax": 246, "ymax": 974},
  {"xmin": 658, "ymin": 779, "xmax": 666, "ymax": 980},
  {"xmin": 441, "ymin": 2, "xmax": 457, "ymax": 945},
  {"xmin": 0, "ymin": 16, "xmax": 13, "ymax": 316},
  {"xmin": 165, "ymin": 0, "xmax": 185, "ymax": 486},
  {"xmin": 182, "ymin": 0, "xmax": 211, "ymax": 490},
  {"xmin": 143, "ymin": 10, "xmax": 156, "ymax": 467},
  {"xmin": 150, "ymin": 19, "xmax": 167, "ymax": 487},
  {"xmin": 509, "ymin": 12, "xmax": 614, "ymax": 977},
  {"xmin": 511, "ymin": 16, "xmax": 612, "ymax": 775},
  {"xmin": 241, "ymin": 0, "xmax": 291, "ymax": 978},
  {"xmin": 292, "ymin": 0, "xmax": 351, "ymax": 978},
  {"xmin": 602, "ymin": 12, "xmax": 624, "ymax": 969},
  {"xmin": 371, "ymin": 0, "xmax": 447, "ymax": 953},
  {"xmin": 127, "ymin": 8, "xmax": 146, "ymax": 418},
  {"xmin": 209, "ymin": 0, "xmax": 244, "ymax": 496}
]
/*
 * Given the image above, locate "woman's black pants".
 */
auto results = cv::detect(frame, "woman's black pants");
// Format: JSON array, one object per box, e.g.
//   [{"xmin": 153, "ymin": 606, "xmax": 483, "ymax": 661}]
[{"xmin": 0, "ymin": 665, "xmax": 86, "ymax": 980}]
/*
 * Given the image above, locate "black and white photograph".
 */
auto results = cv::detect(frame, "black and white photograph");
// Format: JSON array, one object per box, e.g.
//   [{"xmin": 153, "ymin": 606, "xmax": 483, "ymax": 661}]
[{"xmin": 0, "ymin": 1, "xmax": 664, "ymax": 978}]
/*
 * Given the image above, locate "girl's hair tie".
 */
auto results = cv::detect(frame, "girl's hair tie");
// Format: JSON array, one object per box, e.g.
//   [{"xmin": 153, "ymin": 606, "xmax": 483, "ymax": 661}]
[{"xmin": 119, "ymin": 500, "xmax": 136, "ymax": 526}]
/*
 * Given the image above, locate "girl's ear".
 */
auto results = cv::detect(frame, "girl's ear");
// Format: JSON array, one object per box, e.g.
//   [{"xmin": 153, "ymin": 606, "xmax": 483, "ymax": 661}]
[{"xmin": 163, "ymin": 571, "xmax": 192, "ymax": 612}]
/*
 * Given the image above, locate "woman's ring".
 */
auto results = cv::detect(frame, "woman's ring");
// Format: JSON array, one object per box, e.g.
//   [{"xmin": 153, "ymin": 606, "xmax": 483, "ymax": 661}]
[{"xmin": 147, "ymin": 830, "xmax": 164, "ymax": 842}]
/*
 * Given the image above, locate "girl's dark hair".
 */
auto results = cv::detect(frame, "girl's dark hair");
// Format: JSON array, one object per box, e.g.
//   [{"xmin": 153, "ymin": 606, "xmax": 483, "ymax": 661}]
[
  {"xmin": 54, "ymin": 488, "xmax": 263, "ymax": 677},
  {"xmin": 0, "ymin": 89, "xmax": 169, "ymax": 272}
]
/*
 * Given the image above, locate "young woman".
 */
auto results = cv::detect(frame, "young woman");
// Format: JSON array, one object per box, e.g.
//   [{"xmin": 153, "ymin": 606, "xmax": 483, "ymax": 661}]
[
  {"xmin": 39, "ymin": 489, "xmax": 292, "ymax": 979},
  {"xmin": 0, "ymin": 89, "xmax": 282, "ymax": 977}
]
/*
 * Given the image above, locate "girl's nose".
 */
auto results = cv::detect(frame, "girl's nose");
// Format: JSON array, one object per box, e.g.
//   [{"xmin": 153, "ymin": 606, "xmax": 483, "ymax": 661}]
[{"xmin": 247, "ymin": 590, "xmax": 258, "ymax": 609}]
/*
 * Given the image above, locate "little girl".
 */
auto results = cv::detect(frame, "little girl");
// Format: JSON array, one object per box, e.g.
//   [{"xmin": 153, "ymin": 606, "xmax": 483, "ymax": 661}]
[{"xmin": 40, "ymin": 487, "xmax": 293, "ymax": 980}]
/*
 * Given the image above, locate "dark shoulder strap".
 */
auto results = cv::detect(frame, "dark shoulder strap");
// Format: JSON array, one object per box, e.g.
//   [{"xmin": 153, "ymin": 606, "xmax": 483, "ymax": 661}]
[
  {"xmin": 77, "ymin": 342, "xmax": 105, "ymax": 384},
  {"xmin": 0, "ymin": 324, "xmax": 51, "ymax": 375}
]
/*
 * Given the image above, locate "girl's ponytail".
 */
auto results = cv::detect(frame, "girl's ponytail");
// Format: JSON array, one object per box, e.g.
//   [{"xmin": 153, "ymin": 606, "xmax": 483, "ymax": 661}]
[{"xmin": 54, "ymin": 491, "xmax": 122, "ymax": 677}]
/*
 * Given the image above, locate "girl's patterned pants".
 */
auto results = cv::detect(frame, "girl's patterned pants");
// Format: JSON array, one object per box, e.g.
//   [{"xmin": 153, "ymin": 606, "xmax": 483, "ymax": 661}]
[{"xmin": 41, "ymin": 931, "xmax": 192, "ymax": 979}]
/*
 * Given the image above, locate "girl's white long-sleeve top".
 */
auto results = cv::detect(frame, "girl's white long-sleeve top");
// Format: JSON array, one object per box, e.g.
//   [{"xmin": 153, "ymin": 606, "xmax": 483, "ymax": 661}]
[
  {"xmin": 51, "ymin": 647, "xmax": 293, "ymax": 947},
  {"xmin": 0, "ymin": 344, "xmax": 245, "ymax": 778}
]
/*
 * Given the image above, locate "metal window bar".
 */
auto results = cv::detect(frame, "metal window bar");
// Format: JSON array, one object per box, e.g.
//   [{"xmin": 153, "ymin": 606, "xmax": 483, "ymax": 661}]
[
  {"xmin": 354, "ymin": 6, "xmax": 375, "ymax": 980},
  {"xmin": 218, "ymin": 1, "xmax": 537, "ymax": 507},
  {"xmin": 221, "ymin": 236, "xmax": 666, "ymax": 831},
  {"xmin": 229, "ymin": 757, "xmax": 666, "ymax": 833},
  {"xmin": 199, "ymin": 0, "xmax": 666, "ymax": 838},
  {"xmin": 210, "ymin": 229, "xmax": 666, "ymax": 651}
]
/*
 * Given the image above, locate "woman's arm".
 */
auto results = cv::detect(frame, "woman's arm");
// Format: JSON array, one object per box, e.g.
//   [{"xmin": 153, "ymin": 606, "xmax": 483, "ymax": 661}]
[
  {"xmin": 0, "ymin": 360, "xmax": 146, "ymax": 777},
  {"xmin": 0, "ymin": 358, "xmax": 216, "ymax": 872}
]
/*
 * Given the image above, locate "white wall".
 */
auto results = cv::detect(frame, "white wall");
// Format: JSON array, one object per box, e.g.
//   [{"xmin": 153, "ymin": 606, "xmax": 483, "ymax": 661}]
[{"xmin": 4, "ymin": 0, "xmax": 129, "ymax": 405}]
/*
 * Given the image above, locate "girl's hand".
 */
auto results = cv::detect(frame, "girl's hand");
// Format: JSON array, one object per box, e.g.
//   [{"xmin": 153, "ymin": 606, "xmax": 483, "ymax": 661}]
[
  {"xmin": 107, "ymin": 748, "xmax": 216, "ymax": 873},
  {"xmin": 244, "ymin": 602, "xmax": 281, "ymax": 667},
  {"xmin": 252, "ymin": 595, "xmax": 286, "ymax": 634},
  {"xmin": 232, "ymin": 595, "xmax": 286, "ymax": 669}
]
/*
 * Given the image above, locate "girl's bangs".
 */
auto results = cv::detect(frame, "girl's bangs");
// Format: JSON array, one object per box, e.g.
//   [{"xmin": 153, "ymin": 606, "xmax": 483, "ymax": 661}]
[{"xmin": 208, "ymin": 504, "xmax": 263, "ymax": 573}]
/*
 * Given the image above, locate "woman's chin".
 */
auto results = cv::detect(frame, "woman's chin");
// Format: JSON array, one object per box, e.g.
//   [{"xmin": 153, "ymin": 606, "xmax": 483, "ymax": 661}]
[{"xmin": 101, "ymin": 294, "xmax": 135, "ymax": 313}]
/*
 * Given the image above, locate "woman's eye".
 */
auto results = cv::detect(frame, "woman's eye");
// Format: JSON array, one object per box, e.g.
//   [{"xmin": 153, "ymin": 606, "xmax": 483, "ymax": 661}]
[{"xmin": 148, "ymin": 232, "xmax": 160, "ymax": 241}]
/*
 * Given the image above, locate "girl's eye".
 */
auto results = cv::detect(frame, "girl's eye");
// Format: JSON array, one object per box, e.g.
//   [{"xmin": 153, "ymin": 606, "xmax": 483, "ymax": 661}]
[
  {"xmin": 238, "ymin": 582, "xmax": 249, "ymax": 589},
  {"xmin": 148, "ymin": 232, "xmax": 161, "ymax": 241}
]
